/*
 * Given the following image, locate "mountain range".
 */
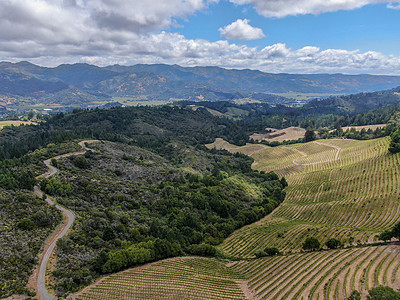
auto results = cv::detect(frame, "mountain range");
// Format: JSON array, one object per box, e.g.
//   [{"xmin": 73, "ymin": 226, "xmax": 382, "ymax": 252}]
[{"xmin": 2, "ymin": 61, "xmax": 400, "ymax": 109}]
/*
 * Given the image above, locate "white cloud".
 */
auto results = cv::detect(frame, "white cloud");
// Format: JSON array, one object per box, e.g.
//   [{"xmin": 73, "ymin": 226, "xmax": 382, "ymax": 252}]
[
  {"xmin": 5, "ymin": 32, "xmax": 400, "ymax": 76},
  {"xmin": 219, "ymin": 19, "xmax": 265, "ymax": 40},
  {"xmin": 229, "ymin": 0, "xmax": 400, "ymax": 17},
  {"xmin": 387, "ymin": 2, "xmax": 400, "ymax": 8},
  {"xmin": 1, "ymin": 0, "xmax": 400, "ymax": 75}
]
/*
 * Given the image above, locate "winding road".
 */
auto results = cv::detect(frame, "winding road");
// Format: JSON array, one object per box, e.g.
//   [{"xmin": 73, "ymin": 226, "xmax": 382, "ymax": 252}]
[{"xmin": 33, "ymin": 140, "xmax": 97, "ymax": 300}]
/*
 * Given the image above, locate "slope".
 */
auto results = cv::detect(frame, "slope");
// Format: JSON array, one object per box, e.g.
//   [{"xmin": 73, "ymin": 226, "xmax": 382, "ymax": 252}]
[
  {"xmin": 220, "ymin": 137, "xmax": 398, "ymax": 257},
  {"xmin": 75, "ymin": 136, "xmax": 400, "ymax": 300}
]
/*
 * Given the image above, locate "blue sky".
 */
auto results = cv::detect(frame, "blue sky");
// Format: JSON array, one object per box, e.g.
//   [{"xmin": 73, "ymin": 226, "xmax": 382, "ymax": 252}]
[
  {"xmin": 173, "ymin": 2, "xmax": 400, "ymax": 55},
  {"xmin": 1, "ymin": 0, "xmax": 400, "ymax": 74}
]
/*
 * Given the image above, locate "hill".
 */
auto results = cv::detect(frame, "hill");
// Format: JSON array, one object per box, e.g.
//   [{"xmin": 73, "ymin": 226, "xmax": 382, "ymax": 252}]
[
  {"xmin": 76, "ymin": 136, "xmax": 400, "ymax": 299},
  {"xmin": 3, "ymin": 61, "xmax": 400, "ymax": 110},
  {"xmin": 2, "ymin": 104, "xmax": 400, "ymax": 298},
  {"xmin": 0, "ymin": 106, "xmax": 287, "ymax": 297},
  {"xmin": 303, "ymin": 86, "xmax": 400, "ymax": 114}
]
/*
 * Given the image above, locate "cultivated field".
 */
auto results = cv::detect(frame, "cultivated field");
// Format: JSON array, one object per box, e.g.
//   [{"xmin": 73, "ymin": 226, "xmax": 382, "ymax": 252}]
[
  {"xmin": 231, "ymin": 244, "xmax": 400, "ymax": 299},
  {"xmin": 75, "ymin": 137, "xmax": 400, "ymax": 299},
  {"xmin": 222, "ymin": 138, "xmax": 398, "ymax": 256},
  {"xmin": 74, "ymin": 257, "xmax": 248, "ymax": 300}
]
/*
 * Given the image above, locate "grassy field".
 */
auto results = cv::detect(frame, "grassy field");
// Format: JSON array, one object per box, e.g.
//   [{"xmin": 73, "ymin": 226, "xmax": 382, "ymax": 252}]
[
  {"xmin": 74, "ymin": 137, "xmax": 400, "ymax": 299},
  {"xmin": 340, "ymin": 124, "xmax": 387, "ymax": 132},
  {"xmin": 0, "ymin": 120, "xmax": 32, "ymax": 130},
  {"xmin": 205, "ymin": 138, "xmax": 270, "ymax": 156},
  {"xmin": 250, "ymin": 127, "xmax": 306, "ymax": 142}
]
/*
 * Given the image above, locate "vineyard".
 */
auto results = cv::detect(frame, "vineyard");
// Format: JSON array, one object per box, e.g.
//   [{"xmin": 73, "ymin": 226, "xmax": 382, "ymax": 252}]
[
  {"xmin": 231, "ymin": 245, "xmax": 400, "ymax": 299},
  {"xmin": 74, "ymin": 137, "xmax": 400, "ymax": 299},
  {"xmin": 221, "ymin": 137, "xmax": 400, "ymax": 257},
  {"xmin": 74, "ymin": 257, "xmax": 248, "ymax": 300}
]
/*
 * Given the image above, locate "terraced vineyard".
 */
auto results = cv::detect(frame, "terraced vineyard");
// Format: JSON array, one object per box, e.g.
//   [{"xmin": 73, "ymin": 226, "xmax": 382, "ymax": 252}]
[
  {"xmin": 74, "ymin": 137, "xmax": 400, "ymax": 299},
  {"xmin": 231, "ymin": 245, "xmax": 400, "ymax": 299},
  {"xmin": 221, "ymin": 137, "xmax": 400, "ymax": 257},
  {"xmin": 75, "ymin": 257, "xmax": 249, "ymax": 300}
]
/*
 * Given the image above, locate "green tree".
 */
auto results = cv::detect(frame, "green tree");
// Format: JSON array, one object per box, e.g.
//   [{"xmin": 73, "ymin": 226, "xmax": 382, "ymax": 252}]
[
  {"xmin": 17, "ymin": 218, "xmax": 34, "ymax": 230},
  {"xmin": 302, "ymin": 237, "xmax": 320, "ymax": 251},
  {"xmin": 254, "ymin": 249, "xmax": 266, "ymax": 258},
  {"xmin": 51, "ymin": 158, "xmax": 58, "ymax": 167},
  {"xmin": 325, "ymin": 238, "xmax": 342, "ymax": 249},
  {"xmin": 304, "ymin": 128, "xmax": 316, "ymax": 142},
  {"xmin": 17, "ymin": 170, "xmax": 36, "ymax": 190},
  {"xmin": 264, "ymin": 247, "xmax": 280, "ymax": 256},
  {"xmin": 391, "ymin": 221, "xmax": 400, "ymax": 240},
  {"xmin": 378, "ymin": 230, "xmax": 393, "ymax": 242},
  {"xmin": 367, "ymin": 286, "xmax": 400, "ymax": 299},
  {"xmin": 347, "ymin": 290, "xmax": 361, "ymax": 300},
  {"xmin": 389, "ymin": 128, "xmax": 400, "ymax": 154},
  {"xmin": 280, "ymin": 177, "xmax": 288, "ymax": 188},
  {"xmin": 74, "ymin": 155, "xmax": 89, "ymax": 169}
]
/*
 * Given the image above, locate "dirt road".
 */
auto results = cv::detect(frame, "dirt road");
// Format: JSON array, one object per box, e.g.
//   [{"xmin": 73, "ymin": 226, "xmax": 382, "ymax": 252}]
[{"xmin": 33, "ymin": 140, "xmax": 97, "ymax": 300}]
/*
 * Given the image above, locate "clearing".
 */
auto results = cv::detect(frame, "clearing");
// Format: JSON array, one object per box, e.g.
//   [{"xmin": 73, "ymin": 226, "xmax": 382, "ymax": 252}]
[
  {"xmin": 0, "ymin": 120, "xmax": 32, "ymax": 130},
  {"xmin": 250, "ymin": 127, "xmax": 306, "ymax": 142}
]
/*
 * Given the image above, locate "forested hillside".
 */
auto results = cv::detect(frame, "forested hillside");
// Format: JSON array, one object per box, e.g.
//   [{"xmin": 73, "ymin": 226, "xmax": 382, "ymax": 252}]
[{"xmin": 0, "ymin": 106, "xmax": 287, "ymax": 297}]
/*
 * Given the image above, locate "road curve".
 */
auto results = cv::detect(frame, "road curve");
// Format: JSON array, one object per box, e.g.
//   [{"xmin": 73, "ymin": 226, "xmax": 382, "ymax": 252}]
[{"xmin": 33, "ymin": 140, "xmax": 97, "ymax": 300}]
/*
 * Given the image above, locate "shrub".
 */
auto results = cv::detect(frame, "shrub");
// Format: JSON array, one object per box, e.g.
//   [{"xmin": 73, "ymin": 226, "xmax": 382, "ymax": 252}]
[
  {"xmin": 325, "ymin": 238, "xmax": 342, "ymax": 249},
  {"xmin": 378, "ymin": 230, "xmax": 393, "ymax": 242},
  {"xmin": 74, "ymin": 156, "xmax": 88, "ymax": 169},
  {"xmin": 367, "ymin": 286, "xmax": 400, "ymax": 299},
  {"xmin": 302, "ymin": 237, "xmax": 320, "ymax": 251},
  {"xmin": 17, "ymin": 218, "xmax": 34, "ymax": 230},
  {"xmin": 264, "ymin": 247, "xmax": 280, "ymax": 256},
  {"xmin": 347, "ymin": 290, "xmax": 361, "ymax": 300},
  {"xmin": 187, "ymin": 243, "xmax": 222, "ymax": 257},
  {"xmin": 254, "ymin": 249, "xmax": 266, "ymax": 258}
]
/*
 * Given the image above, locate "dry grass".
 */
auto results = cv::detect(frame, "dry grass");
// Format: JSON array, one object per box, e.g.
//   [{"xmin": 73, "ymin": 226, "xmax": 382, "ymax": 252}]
[
  {"xmin": 0, "ymin": 120, "xmax": 32, "ymax": 130},
  {"xmin": 250, "ymin": 127, "xmax": 306, "ymax": 142},
  {"xmin": 340, "ymin": 124, "xmax": 387, "ymax": 132},
  {"xmin": 206, "ymin": 138, "xmax": 269, "ymax": 156}
]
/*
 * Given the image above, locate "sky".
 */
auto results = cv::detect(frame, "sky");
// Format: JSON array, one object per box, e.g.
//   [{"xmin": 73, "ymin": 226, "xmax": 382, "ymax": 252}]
[{"xmin": 1, "ymin": 0, "xmax": 400, "ymax": 74}]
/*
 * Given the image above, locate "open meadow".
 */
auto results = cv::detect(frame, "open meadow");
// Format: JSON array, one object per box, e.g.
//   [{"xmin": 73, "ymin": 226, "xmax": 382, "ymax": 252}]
[{"xmin": 0, "ymin": 120, "xmax": 32, "ymax": 130}]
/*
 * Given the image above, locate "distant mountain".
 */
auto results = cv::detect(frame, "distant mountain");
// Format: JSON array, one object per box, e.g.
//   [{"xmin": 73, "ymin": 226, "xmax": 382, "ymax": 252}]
[
  {"xmin": 2, "ymin": 61, "xmax": 400, "ymax": 109},
  {"xmin": 104, "ymin": 64, "xmax": 400, "ymax": 94}
]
